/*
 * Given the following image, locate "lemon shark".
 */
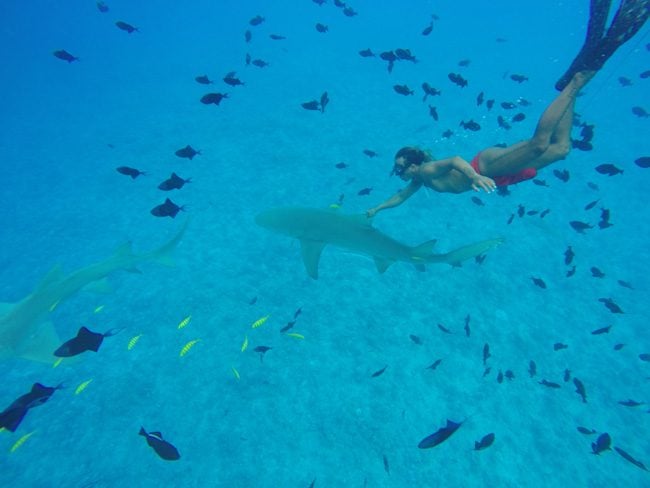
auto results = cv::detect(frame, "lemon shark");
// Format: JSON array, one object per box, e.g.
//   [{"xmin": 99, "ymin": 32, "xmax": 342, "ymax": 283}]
[
  {"xmin": 0, "ymin": 221, "xmax": 188, "ymax": 364},
  {"xmin": 255, "ymin": 207, "xmax": 504, "ymax": 279}
]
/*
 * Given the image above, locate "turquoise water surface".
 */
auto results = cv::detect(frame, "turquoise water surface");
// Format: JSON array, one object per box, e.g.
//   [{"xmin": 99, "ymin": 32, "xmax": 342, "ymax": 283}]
[{"xmin": 1, "ymin": 1, "xmax": 649, "ymax": 487}]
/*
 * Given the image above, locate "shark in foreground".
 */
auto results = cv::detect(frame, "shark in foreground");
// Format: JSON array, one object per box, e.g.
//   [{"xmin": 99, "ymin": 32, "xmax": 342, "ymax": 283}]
[
  {"xmin": 255, "ymin": 207, "xmax": 504, "ymax": 279},
  {"xmin": 0, "ymin": 221, "xmax": 188, "ymax": 364}
]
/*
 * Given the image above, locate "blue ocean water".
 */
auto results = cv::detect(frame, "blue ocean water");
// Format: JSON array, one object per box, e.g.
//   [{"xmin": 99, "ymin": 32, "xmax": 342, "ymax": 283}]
[{"xmin": 1, "ymin": 0, "xmax": 649, "ymax": 486}]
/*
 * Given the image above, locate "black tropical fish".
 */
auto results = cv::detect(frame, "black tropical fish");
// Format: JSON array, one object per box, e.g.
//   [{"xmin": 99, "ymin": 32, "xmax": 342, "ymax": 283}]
[
  {"xmin": 158, "ymin": 173, "xmax": 191, "ymax": 191},
  {"xmin": 53, "ymin": 49, "xmax": 79, "ymax": 63},
  {"xmin": 54, "ymin": 326, "xmax": 123, "ymax": 357},
  {"xmin": 115, "ymin": 21, "xmax": 138, "ymax": 33},
  {"xmin": 418, "ymin": 419, "xmax": 463, "ymax": 448},
  {"xmin": 151, "ymin": 198, "xmax": 185, "ymax": 218},
  {"xmin": 0, "ymin": 383, "xmax": 63, "ymax": 432},
  {"xmin": 139, "ymin": 427, "xmax": 180, "ymax": 460},
  {"xmin": 116, "ymin": 166, "xmax": 145, "ymax": 179}
]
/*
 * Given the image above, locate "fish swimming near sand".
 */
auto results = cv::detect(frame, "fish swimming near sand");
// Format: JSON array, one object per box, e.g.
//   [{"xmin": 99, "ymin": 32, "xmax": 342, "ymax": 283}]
[
  {"xmin": 0, "ymin": 222, "xmax": 187, "ymax": 363},
  {"xmin": 255, "ymin": 207, "xmax": 503, "ymax": 279}
]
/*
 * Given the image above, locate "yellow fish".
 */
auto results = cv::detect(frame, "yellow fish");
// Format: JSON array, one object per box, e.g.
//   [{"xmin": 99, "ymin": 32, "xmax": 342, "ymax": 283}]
[
  {"xmin": 49, "ymin": 299, "xmax": 60, "ymax": 312},
  {"xmin": 329, "ymin": 203, "xmax": 341, "ymax": 209},
  {"xmin": 93, "ymin": 305, "xmax": 105, "ymax": 314},
  {"xmin": 177, "ymin": 315, "xmax": 192, "ymax": 330},
  {"xmin": 180, "ymin": 339, "xmax": 200, "ymax": 357},
  {"xmin": 10, "ymin": 431, "xmax": 35, "ymax": 453},
  {"xmin": 231, "ymin": 366, "xmax": 240, "ymax": 380},
  {"xmin": 251, "ymin": 315, "xmax": 269, "ymax": 329},
  {"xmin": 75, "ymin": 379, "xmax": 93, "ymax": 395},
  {"xmin": 127, "ymin": 334, "xmax": 142, "ymax": 350},
  {"xmin": 241, "ymin": 335, "xmax": 249, "ymax": 352},
  {"xmin": 285, "ymin": 332, "xmax": 305, "ymax": 339},
  {"xmin": 52, "ymin": 357, "xmax": 64, "ymax": 368}
]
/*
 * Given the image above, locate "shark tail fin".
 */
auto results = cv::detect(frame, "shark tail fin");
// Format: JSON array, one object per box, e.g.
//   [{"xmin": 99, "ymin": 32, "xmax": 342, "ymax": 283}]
[{"xmin": 149, "ymin": 218, "xmax": 190, "ymax": 267}]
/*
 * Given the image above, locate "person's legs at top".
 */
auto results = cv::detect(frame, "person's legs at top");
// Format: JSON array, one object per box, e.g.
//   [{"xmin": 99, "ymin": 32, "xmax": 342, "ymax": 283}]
[{"xmin": 478, "ymin": 72, "xmax": 593, "ymax": 177}]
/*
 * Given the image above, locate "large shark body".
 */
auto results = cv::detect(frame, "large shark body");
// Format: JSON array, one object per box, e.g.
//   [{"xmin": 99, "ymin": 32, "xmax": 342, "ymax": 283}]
[
  {"xmin": 255, "ymin": 207, "xmax": 504, "ymax": 279},
  {"xmin": 0, "ymin": 221, "xmax": 188, "ymax": 364}
]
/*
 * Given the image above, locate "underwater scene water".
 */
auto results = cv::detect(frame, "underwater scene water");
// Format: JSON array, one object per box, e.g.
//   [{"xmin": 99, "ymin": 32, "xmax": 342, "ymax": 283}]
[{"xmin": 1, "ymin": 1, "xmax": 649, "ymax": 486}]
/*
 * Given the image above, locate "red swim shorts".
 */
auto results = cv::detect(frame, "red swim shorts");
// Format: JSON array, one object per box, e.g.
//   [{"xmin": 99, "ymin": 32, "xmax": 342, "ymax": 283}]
[{"xmin": 470, "ymin": 153, "xmax": 537, "ymax": 187}]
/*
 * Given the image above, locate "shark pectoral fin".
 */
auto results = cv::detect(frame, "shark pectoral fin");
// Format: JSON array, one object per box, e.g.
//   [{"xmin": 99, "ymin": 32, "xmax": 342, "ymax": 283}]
[
  {"xmin": 374, "ymin": 257, "xmax": 394, "ymax": 274},
  {"xmin": 300, "ymin": 240, "xmax": 326, "ymax": 280},
  {"xmin": 83, "ymin": 277, "xmax": 113, "ymax": 294},
  {"xmin": 17, "ymin": 321, "xmax": 61, "ymax": 364}
]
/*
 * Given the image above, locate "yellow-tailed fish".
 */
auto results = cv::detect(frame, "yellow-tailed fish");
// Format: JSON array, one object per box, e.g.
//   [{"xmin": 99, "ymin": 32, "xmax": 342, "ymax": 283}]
[
  {"xmin": 241, "ymin": 335, "xmax": 249, "ymax": 352},
  {"xmin": 177, "ymin": 315, "xmax": 192, "ymax": 330},
  {"xmin": 251, "ymin": 315, "xmax": 269, "ymax": 329},
  {"xmin": 231, "ymin": 366, "xmax": 240, "ymax": 380},
  {"xmin": 285, "ymin": 332, "xmax": 305, "ymax": 339},
  {"xmin": 52, "ymin": 357, "xmax": 64, "ymax": 368},
  {"xmin": 329, "ymin": 203, "xmax": 341, "ymax": 209},
  {"xmin": 75, "ymin": 379, "xmax": 93, "ymax": 395},
  {"xmin": 93, "ymin": 305, "xmax": 105, "ymax": 314},
  {"xmin": 10, "ymin": 431, "xmax": 35, "ymax": 453},
  {"xmin": 180, "ymin": 339, "xmax": 200, "ymax": 357},
  {"xmin": 127, "ymin": 334, "xmax": 142, "ymax": 350}
]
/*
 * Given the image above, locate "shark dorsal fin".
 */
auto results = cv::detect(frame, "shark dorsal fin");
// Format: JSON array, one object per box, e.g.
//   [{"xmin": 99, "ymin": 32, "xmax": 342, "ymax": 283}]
[
  {"xmin": 113, "ymin": 242, "xmax": 134, "ymax": 260},
  {"xmin": 412, "ymin": 239, "xmax": 438, "ymax": 256},
  {"xmin": 35, "ymin": 265, "xmax": 64, "ymax": 293},
  {"xmin": 300, "ymin": 240, "xmax": 326, "ymax": 280}
]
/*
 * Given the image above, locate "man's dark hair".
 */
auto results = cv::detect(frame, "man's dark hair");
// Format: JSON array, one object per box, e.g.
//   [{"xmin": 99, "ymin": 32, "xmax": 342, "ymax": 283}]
[{"xmin": 394, "ymin": 146, "xmax": 427, "ymax": 166}]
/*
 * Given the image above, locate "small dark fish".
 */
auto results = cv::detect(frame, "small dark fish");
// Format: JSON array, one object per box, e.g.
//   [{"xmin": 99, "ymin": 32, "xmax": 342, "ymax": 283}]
[
  {"xmin": 245, "ymin": 53, "xmax": 251, "ymax": 65},
  {"xmin": 393, "ymin": 85, "xmax": 414, "ymax": 96},
  {"xmin": 359, "ymin": 48, "xmax": 375, "ymax": 57},
  {"xmin": 223, "ymin": 72, "xmax": 245, "ymax": 86},
  {"xmin": 151, "ymin": 198, "xmax": 185, "ymax": 218},
  {"xmin": 0, "ymin": 383, "xmax": 63, "ymax": 432},
  {"xmin": 590, "ymin": 267, "xmax": 605, "ymax": 278},
  {"xmin": 617, "ymin": 279, "xmax": 633, "ymax": 289},
  {"xmin": 428, "ymin": 105, "xmax": 439, "ymax": 121},
  {"xmin": 464, "ymin": 315, "xmax": 470, "ymax": 337},
  {"xmin": 475, "ymin": 254, "xmax": 486, "ymax": 265},
  {"xmin": 175, "ymin": 145, "xmax": 201, "ymax": 160},
  {"xmin": 342, "ymin": 6, "xmax": 357, "ymax": 17},
  {"xmin": 371, "ymin": 365, "xmax": 388, "ymax": 378},
  {"xmin": 517, "ymin": 97, "xmax": 531, "ymax": 106},
  {"xmin": 269, "ymin": 34, "xmax": 286, "ymax": 40},
  {"xmin": 294, "ymin": 307, "xmax": 302, "ymax": 319},
  {"xmin": 301, "ymin": 100, "xmax": 321, "ymax": 111},
  {"xmin": 335, "ymin": 162, "xmax": 348, "ymax": 169},
  {"xmin": 619, "ymin": 399, "xmax": 644, "ymax": 407},
  {"xmin": 500, "ymin": 102, "xmax": 516, "ymax": 109},
  {"xmin": 409, "ymin": 334, "xmax": 423, "ymax": 345},
  {"xmin": 357, "ymin": 187, "xmax": 372, "ymax": 196},
  {"xmin": 471, "ymin": 196, "xmax": 484, "ymax": 206},
  {"xmin": 249, "ymin": 15, "xmax": 265, "ymax": 26},
  {"xmin": 280, "ymin": 321, "xmax": 295, "ymax": 333},
  {"xmin": 474, "ymin": 433, "xmax": 495, "ymax": 451},
  {"xmin": 53, "ymin": 49, "xmax": 79, "ymax": 63},
  {"xmin": 437, "ymin": 323, "xmax": 451, "ymax": 334},
  {"xmin": 563, "ymin": 369, "xmax": 572, "ymax": 382},
  {"xmin": 584, "ymin": 199, "xmax": 599, "ymax": 210},
  {"xmin": 598, "ymin": 208, "xmax": 613, "ymax": 229},
  {"xmin": 497, "ymin": 116, "xmax": 511, "ymax": 130},
  {"xmin": 553, "ymin": 169, "xmax": 570, "ymax": 182},
  {"xmin": 574, "ymin": 378, "xmax": 587, "ymax": 403},
  {"xmin": 158, "ymin": 173, "xmax": 191, "ymax": 191},
  {"xmin": 458, "ymin": 59, "xmax": 471, "ymax": 67},
  {"xmin": 577, "ymin": 426, "xmax": 596, "ymax": 435},
  {"xmin": 116, "ymin": 166, "xmax": 145, "ymax": 179},
  {"xmin": 540, "ymin": 209, "xmax": 550, "ymax": 218},
  {"xmin": 380, "ymin": 51, "xmax": 397, "ymax": 62},
  {"xmin": 497, "ymin": 370, "xmax": 504, "ymax": 384},
  {"xmin": 195, "ymin": 75, "xmax": 213, "ymax": 85},
  {"xmin": 591, "ymin": 325, "xmax": 611, "ymax": 335},
  {"xmin": 395, "ymin": 48, "xmax": 417, "ymax": 62},
  {"xmin": 507, "ymin": 214, "xmax": 515, "ymax": 225},
  {"xmin": 569, "ymin": 221, "xmax": 593, "ymax": 234},
  {"xmin": 200, "ymin": 93, "xmax": 228, "ymax": 105},
  {"xmin": 460, "ymin": 119, "xmax": 480, "ymax": 131},
  {"xmin": 564, "ymin": 246, "xmax": 575, "ymax": 266},
  {"xmin": 442, "ymin": 129, "xmax": 454, "ymax": 138},
  {"xmin": 618, "ymin": 76, "xmax": 633, "ymax": 86},
  {"xmin": 244, "ymin": 30, "xmax": 252, "ymax": 43},
  {"xmin": 249, "ymin": 296, "xmax": 257, "ymax": 305},
  {"xmin": 505, "ymin": 370, "xmax": 515, "ymax": 380},
  {"xmin": 517, "ymin": 204, "xmax": 525, "ymax": 217},
  {"xmin": 510, "ymin": 74, "xmax": 528, "ymax": 83},
  {"xmin": 512, "ymin": 113, "xmax": 526, "ymax": 123},
  {"xmin": 418, "ymin": 419, "xmax": 463, "ymax": 449},
  {"xmin": 476, "ymin": 92, "xmax": 484, "ymax": 106},
  {"xmin": 598, "ymin": 297, "xmax": 623, "ymax": 314},
  {"xmin": 482, "ymin": 367, "xmax": 492, "ymax": 377},
  {"xmin": 253, "ymin": 346, "xmax": 272, "ymax": 362},
  {"xmin": 482, "ymin": 343, "xmax": 491, "ymax": 365},
  {"xmin": 363, "ymin": 149, "xmax": 378, "ymax": 158},
  {"xmin": 96, "ymin": 1, "xmax": 109, "ymax": 12},
  {"xmin": 421, "ymin": 22, "xmax": 433, "ymax": 36},
  {"xmin": 139, "ymin": 427, "xmax": 180, "ymax": 460},
  {"xmin": 572, "ymin": 139, "xmax": 593, "ymax": 151},
  {"xmin": 614, "ymin": 343, "xmax": 625, "ymax": 351},
  {"xmin": 591, "ymin": 433, "xmax": 611, "ymax": 455},
  {"xmin": 448, "ymin": 73, "xmax": 468, "ymax": 88},
  {"xmin": 426, "ymin": 359, "xmax": 442, "ymax": 370},
  {"xmin": 315, "ymin": 23, "xmax": 329, "ymax": 33},
  {"xmin": 528, "ymin": 360, "xmax": 536, "ymax": 377},
  {"xmin": 634, "ymin": 156, "xmax": 650, "ymax": 168},
  {"xmin": 251, "ymin": 59, "xmax": 269, "ymax": 68},
  {"xmin": 115, "ymin": 21, "xmax": 138, "ymax": 33},
  {"xmin": 55, "ymin": 326, "xmax": 122, "ymax": 357},
  {"xmin": 640, "ymin": 70, "xmax": 650, "ymax": 79},
  {"xmin": 595, "ymin": 163, "xmax": 623, "ymax": 176},
  {"xmin": 531, "ymin": 277, "xmax": 547, "ymax": 289},
  {"xmin": 639, "ymin": 353, "xmax": 650, "ymax": 362},
  {"xmin": 553, "ymin": 342, "xmax": 568, "ymax": 351},
  {"xmin": 615, "ymin": 447, "xmax": 648, "ymax": 471},
  {"xmin": 539, "ymin": 379, "xmax": 561, "ymax": 389},
  {"xmin": 532, "ymin": 179, "xmax": 548, "ymax": 187},
  {"xmin": 486, "ymin": 99, "xmax": 495, "ymax": 110},
  {"xmin": 632, "ymin": 106, "xmax": 649, "ymax": 117},
  {"xmin": 320, "ymin": 92, "xmax": 329, "ymax": 113}
]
